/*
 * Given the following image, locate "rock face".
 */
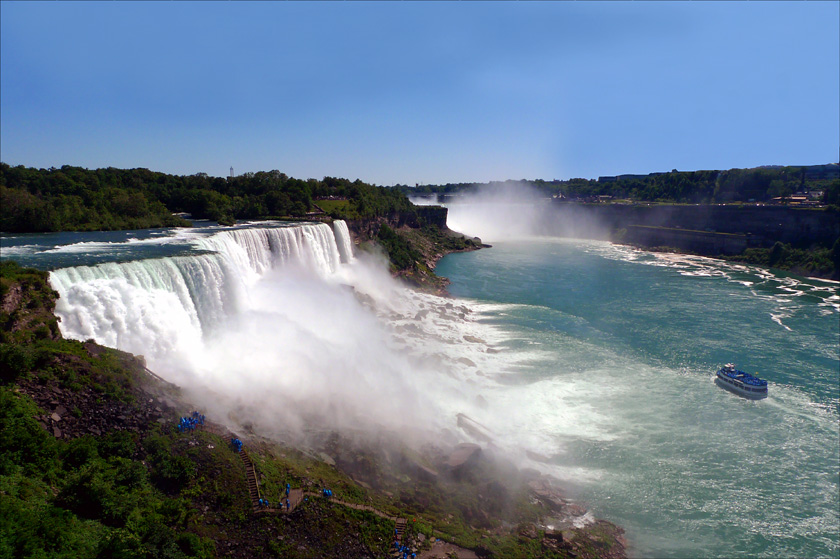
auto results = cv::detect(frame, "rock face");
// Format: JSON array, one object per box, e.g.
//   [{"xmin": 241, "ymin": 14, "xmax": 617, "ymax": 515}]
[
  {"xmin": 550, "ymin": 202, "xmax": 840, "ymax": 247},
  {"xmin": 318, "ymin": 452, "xmax": 336, "ymax": 466},
  {"xmin": 403, "ymin": 456, "xmax": 439, "ymax": 482},
  {"xmin": 17, "ymin": 343, "xmax": 184, "ymax": 442},
  {"xmin": 446, "ymin": 443, "xmax": 481, "ymax": 470}
]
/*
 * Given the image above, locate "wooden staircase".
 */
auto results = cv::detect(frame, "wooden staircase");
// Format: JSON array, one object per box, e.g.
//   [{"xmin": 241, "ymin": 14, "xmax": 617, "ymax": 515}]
[
  {"xmin": 238, "ymin": 449, "xmax": 261, "ymax": 509},
  {"xmin": 394, "ymin": 517, "xmax": 407, "ymax": 543},
  {"xmin": 279, "ymin": 488, "xmax": 305, "ymax": 513}
]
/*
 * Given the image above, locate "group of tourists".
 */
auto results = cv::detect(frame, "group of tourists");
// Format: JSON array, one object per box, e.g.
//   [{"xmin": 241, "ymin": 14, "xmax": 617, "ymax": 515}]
[
  {"xmin": 253, "ymin": 482, "xmax": 294, "ymax": 511},
  {"xmin": 177, "ymin": 411, "xmax": 204, "ymax": 432},
  {"xmin": 393, "ymin": 540, "xmax": 416, "ymax": 558},
  {"xmin": 257, "ymin": 497, "xmax": 292, "ymax": 511},
  {"xmin": 231, "ymin": 438, "xmax": 244, "ymax": 452},
  {"xmin": 321, "ymin": 488, "xmax": 333, "ymax": 498}
]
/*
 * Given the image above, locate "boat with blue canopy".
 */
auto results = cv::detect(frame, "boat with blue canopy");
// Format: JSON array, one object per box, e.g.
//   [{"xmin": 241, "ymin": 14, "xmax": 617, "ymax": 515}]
[{"xmin": 715, "ymin": 363, "xmax": 768, "ymax": 399}]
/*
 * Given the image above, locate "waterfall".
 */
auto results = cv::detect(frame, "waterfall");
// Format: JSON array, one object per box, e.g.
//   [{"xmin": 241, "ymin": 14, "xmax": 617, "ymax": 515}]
[
  {"xmin": 332, "ymin": 220, "xmax": 354, "ymax": 264},
  {"xmin": 49, "ymin": 222, "xmax": 345, "ymax": 363},
  {"xmin": 41, "ymin": 219, "xmax": 497, "ymax": 446},
  {"xmin": 193, "ymin": 222, "xmax": 341, "ymax": 278}
]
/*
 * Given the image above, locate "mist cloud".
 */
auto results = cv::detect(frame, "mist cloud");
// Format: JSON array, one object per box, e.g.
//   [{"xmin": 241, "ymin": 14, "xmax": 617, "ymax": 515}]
[{"xmin": 441, "ymin": 182, "xmax": 610, "ymax": 242}]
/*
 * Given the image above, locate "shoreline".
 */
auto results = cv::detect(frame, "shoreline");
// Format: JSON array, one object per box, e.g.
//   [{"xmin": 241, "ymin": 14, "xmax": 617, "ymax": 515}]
[{"xmin": 617, "ymin": 240, "xmax": 840, "ymax": 282}]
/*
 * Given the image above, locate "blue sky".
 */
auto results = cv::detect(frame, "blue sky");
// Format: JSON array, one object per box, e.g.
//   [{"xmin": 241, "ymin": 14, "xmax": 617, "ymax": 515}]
[{"xmin": 1, "ymin": 1, "xmax": 838, "ymax": 185}]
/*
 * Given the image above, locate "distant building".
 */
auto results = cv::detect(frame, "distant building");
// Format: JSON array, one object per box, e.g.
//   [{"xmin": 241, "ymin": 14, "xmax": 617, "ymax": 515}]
[
  {"xmin": 230, "ymin": 166, "xmax": 234, "ymax": 178},
  {"xmin": 770, "ymin": 195, "xmax": 810, "ymax": 206}
]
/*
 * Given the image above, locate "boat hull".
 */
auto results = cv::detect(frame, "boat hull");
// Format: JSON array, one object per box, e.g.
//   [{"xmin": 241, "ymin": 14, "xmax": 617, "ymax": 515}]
[{"xmin": 715, "ymin": 376, "xmax": 768, "ymax": 400}]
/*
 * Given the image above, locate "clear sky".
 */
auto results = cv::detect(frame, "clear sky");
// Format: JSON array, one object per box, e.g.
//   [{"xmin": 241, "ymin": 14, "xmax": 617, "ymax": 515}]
[{"xmin": 1, "ymin": 1, "xmax": 838, "ymax": 185}]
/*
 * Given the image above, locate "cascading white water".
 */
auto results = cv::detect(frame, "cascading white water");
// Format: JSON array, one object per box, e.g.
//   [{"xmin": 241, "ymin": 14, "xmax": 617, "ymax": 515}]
[
  {"xmin": 49, "ymin": 223, "xmax": 344, "ymax": 376},
  {"xmin": 50, "ymin": 254, "xmax": 239, "ymax": 356},
  {"xmin": 47, "ymin": 220, "xmax": 494, "ymax": 439},
  {"xmin": 193, "ymin": 222, "xmax": 342, "ymax": 278},
  {"xmin": 332, "ymin": 220, "xmax": 354, "ymax": 264}
]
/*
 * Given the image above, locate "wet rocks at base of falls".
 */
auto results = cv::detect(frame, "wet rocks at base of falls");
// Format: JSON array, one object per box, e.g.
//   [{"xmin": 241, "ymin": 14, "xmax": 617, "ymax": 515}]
[{"xmin": 445, "ymin": 443, "xmax": 482, "ymax": 473}]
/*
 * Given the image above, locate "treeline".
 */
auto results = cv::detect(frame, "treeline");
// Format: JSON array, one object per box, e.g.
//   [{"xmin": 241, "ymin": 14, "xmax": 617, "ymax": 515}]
[
  {"xmin": 0, "ymin": 163, "xmax": 415, "ymax": 232},
  {"xmin": 722, "ymin": 240, "xmax": 840, "ymax": 280},
  {"xmin": 401, "ymin": 165, "xmax": 840, "ymax": 205}
]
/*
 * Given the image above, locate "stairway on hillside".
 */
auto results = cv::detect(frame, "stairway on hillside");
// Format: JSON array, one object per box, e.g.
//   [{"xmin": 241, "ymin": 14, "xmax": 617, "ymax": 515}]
[
  {"xmin": 277, "ymin": 488, "xmax": 305, "ymax": 513},
  {"xmin": 237, "ymin": 448, "xmax": 412, "ymax": 554},
  {"xmin": 238, "ymin": 449, "xmax": 261, "ymax": 509},
  {"xmin": 395, "ymin": 517, "xmax": 407, "ymax": 543}
]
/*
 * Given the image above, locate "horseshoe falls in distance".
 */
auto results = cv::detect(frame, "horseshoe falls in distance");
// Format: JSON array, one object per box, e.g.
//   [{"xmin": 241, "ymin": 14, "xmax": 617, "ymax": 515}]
[{"xmin": 436, "ymin": 237, "xmax": 839, "ymax": 558}]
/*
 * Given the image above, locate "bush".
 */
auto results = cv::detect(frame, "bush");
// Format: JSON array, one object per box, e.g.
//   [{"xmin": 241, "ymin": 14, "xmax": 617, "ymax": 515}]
[
  {"xmin": 0, "ymin": 343, "xmax": 32, "ymax": 384},
  {"xmin": 61, "ymin": 436, "xmax": 100, "ymax": 469},
  {"xmin": 0, "ymin": 389, "xmax": 58, "ymax": 477},
  {"xmin": 377, "ymin": 224, "xmax": 422, "ymax": 271},
  {"xmin": 143, "ymin": 434, "xmax": 196, "ymax": 492}
]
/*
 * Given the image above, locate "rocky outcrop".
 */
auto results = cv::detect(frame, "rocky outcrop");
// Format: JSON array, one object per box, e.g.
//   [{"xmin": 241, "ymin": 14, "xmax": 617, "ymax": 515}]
[
  {"xmin": 20, "ymin": 374, "xmax": 179, "ymax": 441},
  {"xmin": 445, "ymin": 443, "xmax": 482, "ymax": 471}
]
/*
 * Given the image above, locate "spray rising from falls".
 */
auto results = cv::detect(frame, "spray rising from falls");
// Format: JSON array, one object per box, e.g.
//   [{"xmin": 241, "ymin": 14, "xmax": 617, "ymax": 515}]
[
  {"xmin": 440, "ymin": 182, "xmax": 609, "ymax": 243},
  {"xmin": 48, "ymin": 221, "xmax": 513, "ymax": 448}
]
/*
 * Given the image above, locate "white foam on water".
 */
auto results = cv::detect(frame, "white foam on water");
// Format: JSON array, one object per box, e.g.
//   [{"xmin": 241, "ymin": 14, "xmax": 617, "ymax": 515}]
[{"xmin": 0, "ymin": 244, "xmax": 39, "ymax": 255}]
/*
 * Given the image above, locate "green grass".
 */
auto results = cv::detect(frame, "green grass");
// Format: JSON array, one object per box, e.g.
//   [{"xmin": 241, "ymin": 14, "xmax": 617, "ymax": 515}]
[{"xmin": 315, "ymin": 199, "xmax": 355, "ymax": 217}]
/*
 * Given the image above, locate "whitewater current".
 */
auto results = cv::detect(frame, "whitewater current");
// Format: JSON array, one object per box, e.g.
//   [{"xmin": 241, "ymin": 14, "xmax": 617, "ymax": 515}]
[
  {"xmin": 41, "ymin": 221, "xmax": 514, "ymax": 444},
  {"xmin": 2, "ymin": 219, "xmax": 838, "ymax": 558}
]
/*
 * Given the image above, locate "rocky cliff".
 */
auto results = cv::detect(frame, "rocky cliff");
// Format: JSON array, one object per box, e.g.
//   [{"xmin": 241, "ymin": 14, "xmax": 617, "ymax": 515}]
[{"xmin": 549, "ymin": 203, "xmax": 839, "ymax": 248}]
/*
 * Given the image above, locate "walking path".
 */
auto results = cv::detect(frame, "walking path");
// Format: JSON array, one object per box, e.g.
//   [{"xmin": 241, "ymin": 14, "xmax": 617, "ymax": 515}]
[
  {"xmin": 237, "ymin": 449, "xmax": 405, "ymax": 525},
  {"xmin": 236, "ymin": 446, "xmax": 416, "ymax": 555}
]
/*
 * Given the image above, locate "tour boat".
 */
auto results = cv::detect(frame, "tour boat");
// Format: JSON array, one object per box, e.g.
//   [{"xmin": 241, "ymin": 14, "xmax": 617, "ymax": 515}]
[{"xmin": 715, "ymin": 363, "xmax": 768, "ymax": 399}]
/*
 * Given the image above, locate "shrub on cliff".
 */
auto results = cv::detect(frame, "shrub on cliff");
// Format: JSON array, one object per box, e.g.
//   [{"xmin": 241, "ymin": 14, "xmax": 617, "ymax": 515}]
[{"xmin": 377, "ymin": 223, "xmax": 422, "ymax": 271}]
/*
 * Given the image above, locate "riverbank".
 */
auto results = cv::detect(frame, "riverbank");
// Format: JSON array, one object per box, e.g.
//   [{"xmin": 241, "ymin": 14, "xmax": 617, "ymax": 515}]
[
  {"xmin": 618, "ymin": 238, "xmax": 840, "ymax": 281},
  {"xmin": 571, "ymin": 203, "xmax": 840, "ymax": 280}
]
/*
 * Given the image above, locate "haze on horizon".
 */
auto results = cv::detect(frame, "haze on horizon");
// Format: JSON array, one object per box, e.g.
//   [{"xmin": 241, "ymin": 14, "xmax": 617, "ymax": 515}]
[{"xmin": 1, "ymin": 1, "xmax": 838, "ymax": 186}]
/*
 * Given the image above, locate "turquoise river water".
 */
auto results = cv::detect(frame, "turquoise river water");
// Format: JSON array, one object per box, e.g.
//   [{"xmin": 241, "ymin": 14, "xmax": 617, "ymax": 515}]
[{"xmin": 437, "ymin": 239, "xmax": 839, "ymax": 558}]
